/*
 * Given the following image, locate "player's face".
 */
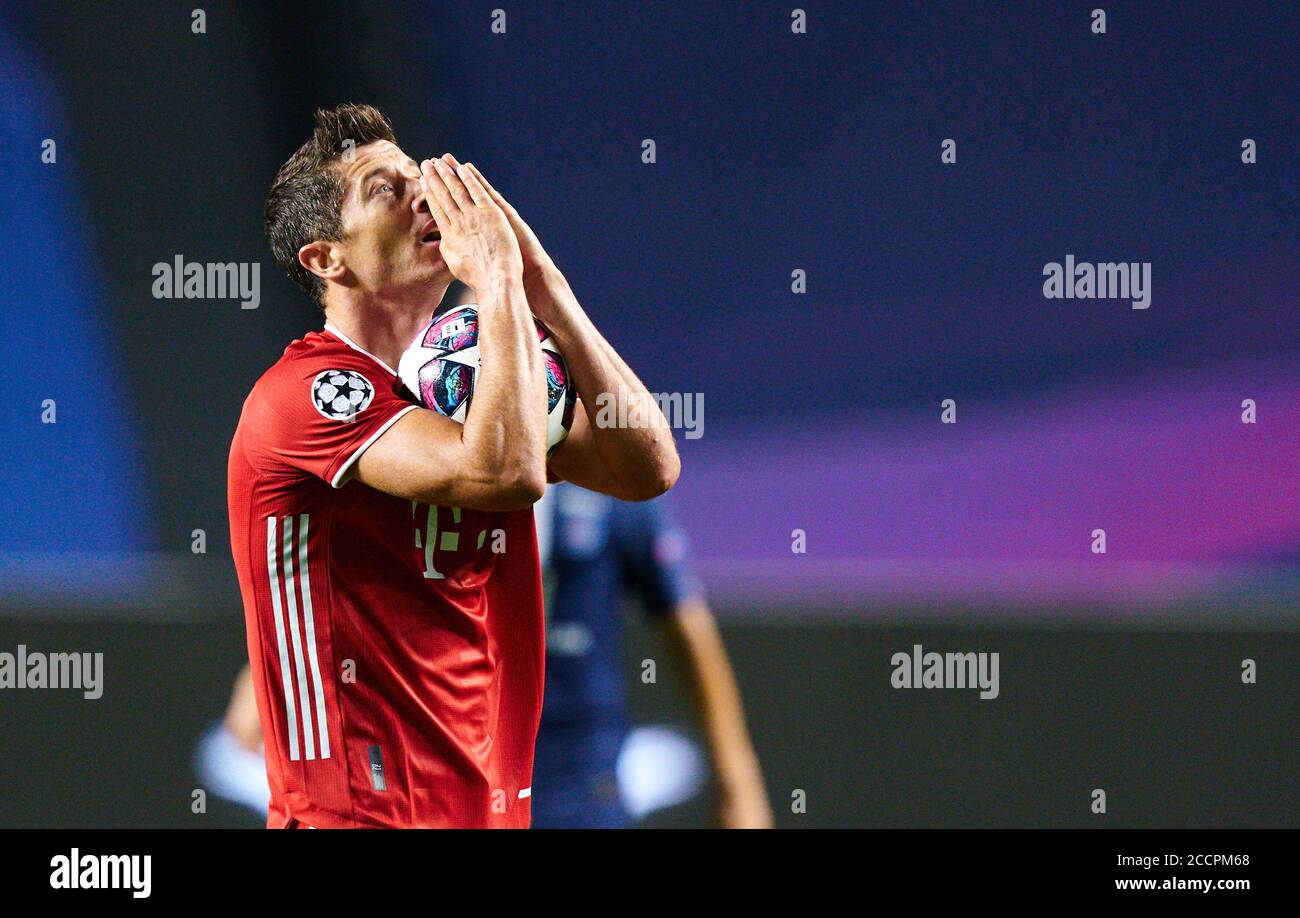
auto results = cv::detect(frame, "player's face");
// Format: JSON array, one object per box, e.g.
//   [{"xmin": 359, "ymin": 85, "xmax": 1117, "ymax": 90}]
[{"xmin": 335, "ymin": 140, "xmax": 451, "ymax": 301}]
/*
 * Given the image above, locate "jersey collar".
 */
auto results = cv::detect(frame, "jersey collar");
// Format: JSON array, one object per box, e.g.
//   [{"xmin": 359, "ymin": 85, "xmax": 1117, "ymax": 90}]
[{"xmin": 322, "ymin": 322, "xmax": 399, "ymax": 377}]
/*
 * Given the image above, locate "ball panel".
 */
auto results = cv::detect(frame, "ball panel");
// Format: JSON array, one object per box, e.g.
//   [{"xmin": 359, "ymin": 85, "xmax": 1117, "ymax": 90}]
[
  {"xmin": 422, "ymin": 306, "xmax": 478, "ymax": 353},
  {"xmin": 399, "ymin": 304, "xmax": 575, "ymax": 449},
  {"xmin": 419, "ymin": 359, "xmax": 475, "ymax": 419},
  {"xmin": 542, "ymin": 349, "xmax": 567, "ymax": 414}
]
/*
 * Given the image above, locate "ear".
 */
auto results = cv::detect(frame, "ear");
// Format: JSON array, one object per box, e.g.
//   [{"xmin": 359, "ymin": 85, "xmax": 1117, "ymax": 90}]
[{"xmin": 298, "ymin": 239, "xmax": 346, "ymax": 286}]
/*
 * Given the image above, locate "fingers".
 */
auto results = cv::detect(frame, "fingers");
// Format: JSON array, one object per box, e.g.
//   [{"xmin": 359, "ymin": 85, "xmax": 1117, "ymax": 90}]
[
  {"xmin": 443, "ymin": 153, "xmax": 513, "ymax": 214},
  {"xmin": 437, "ymin": 154, "xmax": 498, "ymax": 211},
  {"xmin": 462, "ymin": 162, "xmax": 512, "ymax": 213},
  {"xmin": 420, "ymin": 158, "xmax": 457, "ymax": 224},
  {"xmin": 455, "ymin": 163, "xmax": 493, "ymax": 209},
  {"xmin": 461, "ymin": 161, "xmax": 523, "ymax": 224},
  {"xmin": 431, "ymin": 157, "xmax": 474, "ymax": 211}
]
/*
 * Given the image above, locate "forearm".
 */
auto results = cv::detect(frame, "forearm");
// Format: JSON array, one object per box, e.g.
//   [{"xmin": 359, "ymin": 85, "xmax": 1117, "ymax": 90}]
[
  {"xmin": 223, "ymin": 665, "xmax": 263, "ymax": 753},
  {"xmin": 529, "ymin": 266, "xmax": 680, "ymax": 495},
  {"xmin": 462, "ymin": 273, "xmax": 548, "ymax": 493},
  {"xmin": 665, "ymin": 600, "xmax": 766, "ymax": 792}
]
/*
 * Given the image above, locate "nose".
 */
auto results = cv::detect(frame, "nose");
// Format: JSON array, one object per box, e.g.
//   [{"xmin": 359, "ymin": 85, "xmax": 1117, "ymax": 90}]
[{"xmin": 411, "ymin": 183, "xmax": 429, "ymax": 217}]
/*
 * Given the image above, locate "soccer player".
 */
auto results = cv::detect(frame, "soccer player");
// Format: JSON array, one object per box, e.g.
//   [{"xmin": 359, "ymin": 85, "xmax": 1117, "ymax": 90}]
[
  {"xmin": 228, "ymin": 104, "xmax": 679, "ymax": 828},
  {"xmin": 533, "ymin": 482, "xmax": 774, "ymax": 828}
]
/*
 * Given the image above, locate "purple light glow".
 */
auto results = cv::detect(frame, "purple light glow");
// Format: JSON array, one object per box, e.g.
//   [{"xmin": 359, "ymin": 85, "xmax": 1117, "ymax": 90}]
[{"xmin": 675, "ymin": 361, "xmax": 1298, "ymax": 608}]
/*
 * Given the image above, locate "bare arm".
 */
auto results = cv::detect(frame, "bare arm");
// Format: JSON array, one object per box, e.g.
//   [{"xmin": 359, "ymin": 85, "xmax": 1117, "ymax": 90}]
[
  {"xmin": 355, "ymin": 157, "xmax": 548, "ymax": 510},
  {"xmin": 657, "ymin": 598, "xmax": 774, "ymax": 828},
  {"xmin": 223, "ymin": 664, "xmax": 263, "ymax": 754}
]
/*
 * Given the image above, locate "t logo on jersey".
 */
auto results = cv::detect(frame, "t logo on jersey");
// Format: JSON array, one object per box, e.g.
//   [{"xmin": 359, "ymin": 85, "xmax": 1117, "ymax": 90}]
[{"xmin": 311, "ymin": 370, "xmax": 375, "ymax": 421}]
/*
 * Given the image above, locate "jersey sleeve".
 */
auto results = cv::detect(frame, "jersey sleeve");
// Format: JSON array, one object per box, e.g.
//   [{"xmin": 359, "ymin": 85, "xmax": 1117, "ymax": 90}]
[
  {"xmin": 242, "ymin": 350, "xmax": 419, "ymax": 488},
  {"xmin": 615, "ymin": 495, "xmax": 704, "ymax": 618}
]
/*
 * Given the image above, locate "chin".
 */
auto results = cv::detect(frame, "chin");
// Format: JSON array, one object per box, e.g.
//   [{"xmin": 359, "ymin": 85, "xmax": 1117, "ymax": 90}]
[
  {"xmin": 421, "ymin": 269, "xmax": 454, "ymax": 303},
  {"xmin": 427, "ymin": 264, "xmax": 454, "ymax": 291}
]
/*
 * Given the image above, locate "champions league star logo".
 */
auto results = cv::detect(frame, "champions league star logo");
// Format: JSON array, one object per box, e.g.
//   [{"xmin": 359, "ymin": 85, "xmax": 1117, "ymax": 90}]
[{"xmin": 311, "ymin": 369, "xmax": 375, "ymax": 421}]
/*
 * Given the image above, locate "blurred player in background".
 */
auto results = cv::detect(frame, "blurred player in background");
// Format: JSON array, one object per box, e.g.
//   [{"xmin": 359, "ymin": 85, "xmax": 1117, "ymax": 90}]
[
  {"xmin": 533, "ymin": 482, "xmax": 773, "ymax": 828},
  {"xmin": 195, "ymin": 665, "xmax": 269, "ymax": 817}
]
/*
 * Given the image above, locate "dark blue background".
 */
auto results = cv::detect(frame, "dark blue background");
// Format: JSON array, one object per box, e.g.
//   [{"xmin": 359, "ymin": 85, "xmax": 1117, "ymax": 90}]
[{"xmin": 1, "ymin": 0, "xmax": 1294, "ymax": 593}]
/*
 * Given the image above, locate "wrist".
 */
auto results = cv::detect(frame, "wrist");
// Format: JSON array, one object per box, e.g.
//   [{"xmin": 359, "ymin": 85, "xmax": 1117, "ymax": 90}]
[
  {"xmin": 525, "ymin": 266, "xmax": 584, "ymax": 330},
  {"xmin": 522, "ymin": 257, "xmax": 559, "ymax": 282},
  {"xmin": 476, "ymin": 268, "xmax": 526, "ymax": 309},
  {"xmin": 522, "ymin": 260, "xmax": 564, "ymax": 293},
  {"xmin": 479, "ymin": 257, "xmax": 523, "ymax": 291}
]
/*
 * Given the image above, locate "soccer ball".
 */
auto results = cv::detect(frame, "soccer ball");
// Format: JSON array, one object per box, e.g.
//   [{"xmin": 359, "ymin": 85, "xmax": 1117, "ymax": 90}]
[{"xmin": 398, "ymin": 304, "xmax": 577, "ymax": 451}]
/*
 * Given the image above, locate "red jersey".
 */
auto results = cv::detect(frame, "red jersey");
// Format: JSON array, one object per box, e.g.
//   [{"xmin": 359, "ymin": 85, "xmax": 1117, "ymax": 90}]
[{"xmin": 227, "ymin": 323, "xmax": 545, "ymax": 828}]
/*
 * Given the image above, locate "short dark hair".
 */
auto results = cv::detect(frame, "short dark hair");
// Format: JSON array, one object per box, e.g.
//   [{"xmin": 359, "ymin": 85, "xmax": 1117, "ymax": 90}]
[{"xmin": 264, "ymin": 104, "xmax": 397, "ymax": 307}]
